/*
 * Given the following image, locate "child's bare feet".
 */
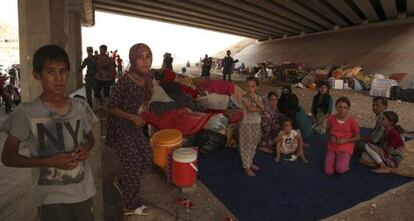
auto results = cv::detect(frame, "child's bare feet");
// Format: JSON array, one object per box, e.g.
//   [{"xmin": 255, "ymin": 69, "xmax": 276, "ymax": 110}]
[
  {"xmin": 372, "ymin": 166, "xmax": 391, "ymax": 173},
  {"xmin": 251, "ymin": 164, "xmax": 260, "ymax": 171},
  {"xmin": 244, "ymin": 168, "xmax": 256, "ymax": 176},
  {"xmin": 274, "ymin": 156, "xmax": 280, "ymax": 162}
]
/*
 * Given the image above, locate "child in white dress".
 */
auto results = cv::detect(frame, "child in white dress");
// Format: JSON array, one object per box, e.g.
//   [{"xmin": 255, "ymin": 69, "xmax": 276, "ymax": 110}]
[{"xmin": 275, "ymin": 118, "xmax": 308, "ymax": 163}]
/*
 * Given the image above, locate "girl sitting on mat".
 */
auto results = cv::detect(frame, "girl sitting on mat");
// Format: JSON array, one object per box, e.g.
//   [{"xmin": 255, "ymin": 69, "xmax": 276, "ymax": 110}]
[
  {"xmin": 239, "ymin": 76, "xmax": 264, "ymax": 176},
  {"xmin": 274, "ymin": 118, "xmax": 307, "ymax": 163},
  {"xmin": 311, "ymin": 81, "xmax": 333, "ymax": 135},
  {"xmin": 360, "ymin": 111, "xmax": 405, "ymax": 173},
  {"xmin": 325, "ymin": 96, "xmax": 360, "ymax": 175}
]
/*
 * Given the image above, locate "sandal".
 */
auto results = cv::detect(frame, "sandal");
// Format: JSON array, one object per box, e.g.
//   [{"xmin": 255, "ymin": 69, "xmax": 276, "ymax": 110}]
[{"xmin": 124, "ymin": 205, "xmax": 150, "ymax": 216}]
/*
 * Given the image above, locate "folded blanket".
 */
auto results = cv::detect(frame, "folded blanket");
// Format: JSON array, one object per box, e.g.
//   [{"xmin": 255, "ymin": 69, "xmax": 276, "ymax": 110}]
[{"xmin": 141, "ymin": 108, "xmax": 213, "ymax": 136}]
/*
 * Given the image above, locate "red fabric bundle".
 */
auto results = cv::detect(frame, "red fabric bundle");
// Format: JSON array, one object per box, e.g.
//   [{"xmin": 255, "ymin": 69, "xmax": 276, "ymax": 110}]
[
  {"xmin": 199, "ymin": 80, "xmax": 235, "ymax": 95},
  {"xmin": 160, "ymin": 68, "xmax": 176, "ymax": 84},
  {"xmin": 180, "ymin": 84, "xmax": 198, "ymax": 99},
  {"xmin": 141, "ymin": 108, "xmax": 213, "ymax": 136}
]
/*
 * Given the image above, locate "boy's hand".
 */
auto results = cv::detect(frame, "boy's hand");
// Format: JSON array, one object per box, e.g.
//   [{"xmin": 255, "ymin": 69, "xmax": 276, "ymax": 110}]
[
  {"xmin": 131, "ymin": 115, "xmax": 145, "ymax": 128},
  {"xmin": 50, "ymin": 152, "xmax": 79, "ymax": 170},
  {"xmin": 74, "ymin": 145, "xmax": 91, "ymax": 161}
]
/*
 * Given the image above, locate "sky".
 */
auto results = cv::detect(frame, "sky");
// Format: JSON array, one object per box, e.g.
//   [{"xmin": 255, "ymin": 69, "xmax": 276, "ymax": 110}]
[
  {"xmin": 83, "ymin": 11, "xmax": 245, "ymax": 67},
  {"xmin": 0, "ymin": 0, "xmax": 18, "ymax": 27},
  {"xmin": 0, "ymin": 0, "xmax": 245, "ymax": 68}
]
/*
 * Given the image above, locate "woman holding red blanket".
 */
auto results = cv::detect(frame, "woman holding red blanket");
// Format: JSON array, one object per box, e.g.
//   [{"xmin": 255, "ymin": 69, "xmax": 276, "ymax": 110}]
[{"xmin": 106, "ymin": 43, "xmax": 153, "ymax": 217}]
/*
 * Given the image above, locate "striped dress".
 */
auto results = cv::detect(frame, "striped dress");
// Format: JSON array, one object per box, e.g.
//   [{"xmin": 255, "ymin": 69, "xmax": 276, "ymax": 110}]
[{"xmin": 366, "ymin": 128, "xmax": 405, "ymax": 168}]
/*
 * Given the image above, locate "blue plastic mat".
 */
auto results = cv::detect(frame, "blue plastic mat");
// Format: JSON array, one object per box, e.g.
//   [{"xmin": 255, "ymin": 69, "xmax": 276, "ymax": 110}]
[{"xmin": 198, "ymin": 128, "xmax": 412, "ymax": 221}]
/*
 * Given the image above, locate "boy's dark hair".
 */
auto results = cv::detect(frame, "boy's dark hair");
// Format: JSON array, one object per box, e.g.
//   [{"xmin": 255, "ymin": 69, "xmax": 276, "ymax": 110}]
[
  {"xmin": 335, "ymin": 96, "xmax": 351, "ymax": 107},
  {"xmin": 246, "ymin": 76, "xmax": 259, "ymax": 86},
  {"xmin": 99, "ymin": 44, "xmax": 107, "ymax": 50},
  {"xmin": 372, "ymin": 96, "xmax": 388, "ymax": 107},
  {"xmin": 33, "ymin": 45, "xmax": 70, "ymax": 74}
]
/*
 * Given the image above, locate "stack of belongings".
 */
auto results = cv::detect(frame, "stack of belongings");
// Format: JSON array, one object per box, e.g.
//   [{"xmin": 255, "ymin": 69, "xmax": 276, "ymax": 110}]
[
  {"xmin": 195, "ymin": 80, "xmax": 245, "ymax": 152},
  {"xmin": 301, "ymin": 68, "xmax": 330, "ymax": 89},
  {"xmin": 150, "ymin": 68, "xmax": 201, "ymax": 115},
  {"xmin": 274, "ymin": 61, "xmax": 305, "ymax": 82}
]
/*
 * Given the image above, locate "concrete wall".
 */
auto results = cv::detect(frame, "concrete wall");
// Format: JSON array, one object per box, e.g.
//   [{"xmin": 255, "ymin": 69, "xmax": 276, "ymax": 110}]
[
  {"xmin": 18, "ymin": 0, "xmax": 83, "ymax": 101},
  {"xmin": 235, "ymin": 23, "xmax": 414, "ymax": 88}
]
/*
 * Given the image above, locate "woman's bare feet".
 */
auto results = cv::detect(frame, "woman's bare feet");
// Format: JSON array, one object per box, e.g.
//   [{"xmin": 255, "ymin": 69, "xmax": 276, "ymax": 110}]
[
  {"xmin": 251, "ymin": 164, "xmax": 260, "ymax": 171},
  {"xmin": 274, "ymin": 155, "xmax": 280, "ymax": 162},
  {"xmin": 244, "ymin": 168, "xmax": 256, "ymax": 176}
]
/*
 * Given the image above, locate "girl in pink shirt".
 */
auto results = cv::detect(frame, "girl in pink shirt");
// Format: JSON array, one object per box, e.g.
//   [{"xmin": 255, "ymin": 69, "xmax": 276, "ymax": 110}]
[{"xmin": 325, "ymin": 97, "xmax": 360, "ymax": 175}]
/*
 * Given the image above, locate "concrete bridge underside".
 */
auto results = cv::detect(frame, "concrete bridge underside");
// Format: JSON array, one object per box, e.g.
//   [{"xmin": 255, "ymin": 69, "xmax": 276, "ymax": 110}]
[{"xmin": 18, "ymin": 0, "xmax": 414, "ymax": 100}]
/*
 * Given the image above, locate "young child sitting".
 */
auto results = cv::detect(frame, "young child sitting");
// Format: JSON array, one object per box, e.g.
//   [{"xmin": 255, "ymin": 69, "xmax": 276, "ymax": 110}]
[
  {"xmin": 360, "ymin": 111, "xmax": 405, "ymax": 173},
  {"xmin": 274, "ymin": 118, "xmax": 308, "ymax": 163}
]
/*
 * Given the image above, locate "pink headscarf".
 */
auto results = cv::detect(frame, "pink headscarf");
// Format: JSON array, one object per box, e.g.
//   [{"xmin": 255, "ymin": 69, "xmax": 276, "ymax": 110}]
[{"xmin": 127, "ymin": 43, "xmax": 154, "ymax": 103}]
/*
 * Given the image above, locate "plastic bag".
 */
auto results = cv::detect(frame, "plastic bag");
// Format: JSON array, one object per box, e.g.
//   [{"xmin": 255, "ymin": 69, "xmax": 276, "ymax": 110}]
[
  {"xmin": 203, "ymin": 113, "xmax": 228, "ymax": 134},
  {"xmin": 195, "ymin": 129, "xmax": 226, "ymax": 153}
]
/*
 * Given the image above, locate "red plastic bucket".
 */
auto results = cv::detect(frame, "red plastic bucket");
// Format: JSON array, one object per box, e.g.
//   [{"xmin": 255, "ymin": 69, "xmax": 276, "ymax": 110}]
[{"xmin": 172, "ymin": 148, "xmax": 198, "ymax": 187}]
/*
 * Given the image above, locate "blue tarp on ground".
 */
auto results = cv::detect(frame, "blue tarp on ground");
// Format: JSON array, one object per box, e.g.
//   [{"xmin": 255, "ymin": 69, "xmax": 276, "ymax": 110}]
[{"xmin": 198, "ymin": 128, "xmax": 412, "ymax": 221}]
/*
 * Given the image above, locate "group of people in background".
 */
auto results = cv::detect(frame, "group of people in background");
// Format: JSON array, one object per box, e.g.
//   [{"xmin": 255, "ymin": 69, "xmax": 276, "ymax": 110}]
[
  {"xmin": 80, "ymin": 45, "xmax": 124, "ymax": 111},
  {"xmin": 0, "ymin": 65, "xmax": 21, "ymax": 114}
]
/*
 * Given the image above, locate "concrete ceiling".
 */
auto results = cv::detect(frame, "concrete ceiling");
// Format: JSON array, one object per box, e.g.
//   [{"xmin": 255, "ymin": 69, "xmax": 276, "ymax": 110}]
[{"xmin": 93, "ymin": 0, "xmax": 414, "ymax": 40}]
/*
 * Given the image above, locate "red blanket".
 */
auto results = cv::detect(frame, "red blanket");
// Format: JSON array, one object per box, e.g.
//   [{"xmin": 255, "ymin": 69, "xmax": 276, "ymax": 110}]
[
  {"xmin": 141, "ymin": 108, "xmax": 213, "ymax": 136},
  {"xmin": 199, "ymin": 80, "xmax": 235, "ymax": 95}
]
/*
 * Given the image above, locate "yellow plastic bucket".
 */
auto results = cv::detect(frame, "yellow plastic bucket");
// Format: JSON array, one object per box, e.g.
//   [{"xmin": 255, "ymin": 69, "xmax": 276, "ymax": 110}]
[{"xmin": 151, "ymin": 129, "xmax": 183, "ymax": 169}]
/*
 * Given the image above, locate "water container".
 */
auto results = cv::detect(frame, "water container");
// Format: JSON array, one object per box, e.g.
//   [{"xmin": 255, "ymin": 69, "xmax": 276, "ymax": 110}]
[
  {"xmin": 151, "ymin": 129, "xmax": 183, "ymax": 170},
  {"xmin": 172, "ymin": 148, "xmax": 198, "ymax": 187}
]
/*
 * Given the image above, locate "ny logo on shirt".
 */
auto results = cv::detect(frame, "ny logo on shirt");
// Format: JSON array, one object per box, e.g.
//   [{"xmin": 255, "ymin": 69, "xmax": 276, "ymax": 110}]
[{"xmin": 36, "ymin": 119, "xmax": 81, "ymax": 153}]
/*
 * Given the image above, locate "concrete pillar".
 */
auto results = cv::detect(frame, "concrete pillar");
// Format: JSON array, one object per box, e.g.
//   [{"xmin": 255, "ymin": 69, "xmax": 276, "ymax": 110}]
[
  {"xmin": 18, "ymin": 0, "xmax": 80, "ymax": 101},
  {"xmin": 67, "ymin": 12, "xmax": 83, "ymax": 95}
]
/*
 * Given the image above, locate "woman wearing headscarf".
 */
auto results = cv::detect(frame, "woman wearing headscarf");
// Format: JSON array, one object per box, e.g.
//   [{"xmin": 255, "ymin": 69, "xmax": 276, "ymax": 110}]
[
  {"xmin": 258, "ymin": 91, "xmax": 283, "ymax": 153},
  {"xmin": 106, "ymin": 43, "xmax": 153, "ymax": 216},
  {"xmin": 311, "ymin": 81, "xmax": 333, "ymax": 134},
  {"xmin": 277, "ymin": 86, "xmax": 300, "ymax": 125},
  {"xmin": 277, "ymin": 85, "xmax": 313, "ymax": 141}
]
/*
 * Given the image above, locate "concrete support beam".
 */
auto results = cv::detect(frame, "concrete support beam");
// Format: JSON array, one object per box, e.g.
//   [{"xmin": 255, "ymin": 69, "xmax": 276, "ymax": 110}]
[
  {"xmin": 119, "ymin": 0, "xmax": 281, "ymax": 37},
  {"xmin": 94, "ymin": 1, "xmax": 271, "ymax": 39},
  {"xmin": 215, "ymin": 0, "xmax": 310, "ymax": 33},
  {"xmin": 276, "ymin": 0, "xmax": 334, "ymax": 29},
  {"xmin": 380, "ymin": 0, "xmax": 398, "ymax": 19},
  {"xmin": 246, "ymin": 0, "xmax": 324, "ymax": 31},
  {"xmin": 67, "ymin": 12, "xmax": 83, "ymax": 95},
  {"xmin": 299, "ymin": 0, "xmax": 349, "ymax": 27},
  {"xmin": 353, "ymin": 0, "xmax": 380, "ymax": 22},
  {"xmin": 151, "ymin": 0, "xmax": 284, "ymax": 37},
  {"xmin": 186, "ymin": 0, "xmax": 297, "ymax": 35},
  {"xmin": 326, "ymin": 0, "xmax": 362, "ymax": 25}
]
